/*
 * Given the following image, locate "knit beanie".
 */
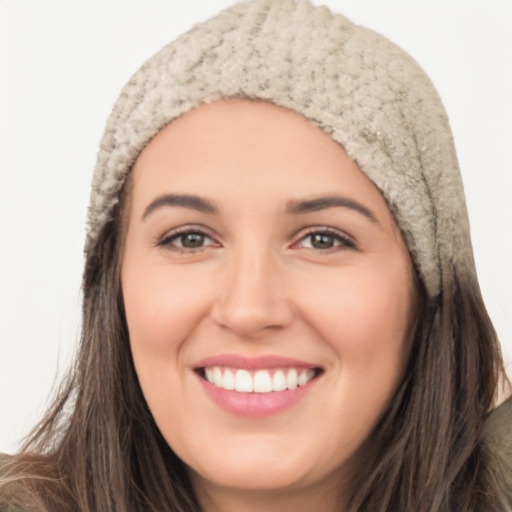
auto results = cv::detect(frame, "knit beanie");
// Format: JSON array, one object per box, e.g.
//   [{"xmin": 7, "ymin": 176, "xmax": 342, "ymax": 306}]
[{"xmin": 86, "ymin": 0, "xmax": 477, "ymax": 298}]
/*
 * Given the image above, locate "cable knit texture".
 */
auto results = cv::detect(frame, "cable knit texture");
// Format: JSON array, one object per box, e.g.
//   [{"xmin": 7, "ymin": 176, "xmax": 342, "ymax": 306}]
[{"xmin": 86, "ymin": 0, "xmax": 476, "ymax": 298}]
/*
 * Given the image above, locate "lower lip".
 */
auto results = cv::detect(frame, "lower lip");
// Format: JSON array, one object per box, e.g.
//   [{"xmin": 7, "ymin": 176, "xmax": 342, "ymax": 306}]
[{"xmin": 197, "ymin": 373, "xmax": 319, "ymax": 417}]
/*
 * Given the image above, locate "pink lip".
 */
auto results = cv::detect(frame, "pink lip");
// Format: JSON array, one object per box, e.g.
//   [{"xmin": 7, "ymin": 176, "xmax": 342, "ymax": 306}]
[
  {"xmin": 193, "ymin": 354, "xmax": 322, "ymax": 418},
  {"xmin": 193, "ymin": 353, "xmax": 319, "ymax": 370}
]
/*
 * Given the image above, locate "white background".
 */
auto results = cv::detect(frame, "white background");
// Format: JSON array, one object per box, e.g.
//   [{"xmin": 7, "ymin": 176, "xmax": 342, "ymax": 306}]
[{"xmin": 1, "ymin": 0, "xmax": 511, "ymax": 453}]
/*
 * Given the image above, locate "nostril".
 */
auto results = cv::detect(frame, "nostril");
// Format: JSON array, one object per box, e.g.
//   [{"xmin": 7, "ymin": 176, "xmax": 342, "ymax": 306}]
[
  {"xmin": 210, "ymin": 296, "xmax": 294, "ymax": 337},
  {"xmin": 209, "ymin": 266, "xmax": 294, "ymax": 336}
]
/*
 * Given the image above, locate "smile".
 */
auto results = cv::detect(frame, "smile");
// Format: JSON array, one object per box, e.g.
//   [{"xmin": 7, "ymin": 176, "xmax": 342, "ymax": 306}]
[
  {"xmin": 194, "ymin": 355, "xmax": 323, "ymax": 417},
  {"xmin": 203, "ymin": 367, "xmax": 317, "ymax": 393}
]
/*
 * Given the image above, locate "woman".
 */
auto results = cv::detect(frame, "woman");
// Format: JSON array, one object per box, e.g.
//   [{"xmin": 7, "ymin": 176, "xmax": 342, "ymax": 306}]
[{"xmin": 1, "ymin": 1, "xmax": 511, "ymax": 511}]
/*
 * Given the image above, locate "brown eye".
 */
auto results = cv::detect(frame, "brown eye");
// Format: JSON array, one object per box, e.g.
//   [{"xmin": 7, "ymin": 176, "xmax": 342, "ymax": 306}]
[
  {"xmin": 180, "ymin": 232, "xmax": 206, "ymax": 248},
  {"xmin": 310, "ymin": 233, "xmax": 336, "ymax": 249},
  {"xmin": 158, "ymin": 229, "xmax": 219, "ymax": 251},
  {"xmin": 296, "ymin": 229, "xmax": 355, "ymax": 251}
]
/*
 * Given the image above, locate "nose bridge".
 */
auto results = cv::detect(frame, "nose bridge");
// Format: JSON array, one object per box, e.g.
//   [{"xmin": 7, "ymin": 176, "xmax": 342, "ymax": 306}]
[{"xmin": 212, "ymin": 240, "xmax": 292, "ymax": 336}]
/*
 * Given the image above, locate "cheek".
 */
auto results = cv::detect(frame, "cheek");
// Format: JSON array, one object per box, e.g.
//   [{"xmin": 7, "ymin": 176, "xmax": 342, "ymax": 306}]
[
  {"xmin": 303, "ymin": 253, "xmax": 411, "ymax": 333},
  {"xmin": 121, "ymin": 259, "xmax": 220, "ymax": 427},
  {"xmin": 294, "ymin": 257, "xmax": 413, "ymax": 394},
  {"xmin": 121, "ymin": 261, "xmax": 219, "ymax": 439},
  {"xmin": 122, "ymin": 262, "xmax": 215, "ymax": 357}
]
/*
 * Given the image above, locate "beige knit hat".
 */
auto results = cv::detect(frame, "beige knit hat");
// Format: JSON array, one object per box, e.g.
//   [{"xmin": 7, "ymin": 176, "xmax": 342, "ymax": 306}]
[{"xmin": 86, "ymin": 0, "xmax": 477, "ymax": 298}]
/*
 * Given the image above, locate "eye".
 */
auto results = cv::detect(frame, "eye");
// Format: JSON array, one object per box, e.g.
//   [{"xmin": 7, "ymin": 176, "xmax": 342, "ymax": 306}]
[
  {"xmin": 157, "ymin": 228, "xmax": 219, "ymax": 251},
  {"xmin": 295, "ymin": 228, "xmax": 355, "ymax": 251}
]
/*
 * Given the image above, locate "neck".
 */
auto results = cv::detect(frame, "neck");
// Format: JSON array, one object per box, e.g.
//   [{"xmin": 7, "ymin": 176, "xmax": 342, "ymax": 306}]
[{"xmin": 191, "ymin": 474, "xmax": 347, "ymax": 512}]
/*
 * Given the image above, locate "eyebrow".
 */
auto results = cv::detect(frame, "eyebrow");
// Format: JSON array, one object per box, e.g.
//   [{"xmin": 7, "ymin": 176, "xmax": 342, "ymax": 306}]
[
  {"xmin": 142, "ymin": 193, "xmax": 378, "ymax": 223},
  {"xmin": 142, "ymin": 194, "xmax": 219, "ymax": 219},
  {"xmin": 285, "ymin": 195, "xmax": 378, "ymax": 223}
]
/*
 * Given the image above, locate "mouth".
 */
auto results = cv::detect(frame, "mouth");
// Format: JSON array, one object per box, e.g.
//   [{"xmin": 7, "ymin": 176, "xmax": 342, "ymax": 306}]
[
  {"xmin": 197, "ymin": 366, "xmax": 322, "ymax": 393},
  {"xmin": 193, "ymin": 355, "xmax": 324, "ymax": 417}
]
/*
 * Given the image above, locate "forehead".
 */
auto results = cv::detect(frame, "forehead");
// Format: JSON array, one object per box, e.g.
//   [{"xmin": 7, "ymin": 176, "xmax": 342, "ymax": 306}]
[
  {"xmin": 129, "ymin": 99, "xmax": 392, "ymax": 222},
  {"xmin": 134, "ymin": 99, "xmax": 342, "ymax": 175}
]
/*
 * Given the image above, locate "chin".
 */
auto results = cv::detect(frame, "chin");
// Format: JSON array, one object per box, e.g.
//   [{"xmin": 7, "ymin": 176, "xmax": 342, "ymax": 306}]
[
  {"xmin": 181, "ymin": 432, "xmax": 349, "ymax": 496},
  {"xmin": 189, "ymin": 457, "xmax": 312, "ymax": 493}
]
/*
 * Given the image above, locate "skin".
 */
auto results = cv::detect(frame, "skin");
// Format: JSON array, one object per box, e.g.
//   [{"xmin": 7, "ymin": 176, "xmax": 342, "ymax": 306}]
[{"xmin": 121, "ymin": 100, "xmax": 416, "ymax": 512}]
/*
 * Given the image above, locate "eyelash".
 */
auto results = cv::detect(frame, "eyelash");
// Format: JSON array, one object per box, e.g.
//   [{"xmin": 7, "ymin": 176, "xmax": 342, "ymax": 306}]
[
  {"xmin": 156, "ymin": 226, "xmax": 355, "ymax": 253},
  {"xmin": 156, "ymin": 226, "xmax": 219, "ymax": 252},
  {"xmin": 294, "ymin": 227, "xmax": 356, "ymax": 252}
]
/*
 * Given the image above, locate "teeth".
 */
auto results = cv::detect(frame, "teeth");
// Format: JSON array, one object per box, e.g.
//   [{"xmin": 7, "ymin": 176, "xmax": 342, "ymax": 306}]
[
  {"xmin": 287, "ymin": 369, "xmax": 298, "ymax": 390},
  {"xmin": 203, "ymin": 367, "xmax": 316, "ymax": 393},
  {"xmin": 213, "ymin": 367, "xmax": 223, "ymax": 388},
  {"xmin": 254, "ymin": 370, "xmax": 273, "ymax": 393},
  {"xmin": 235, "ymin": 369, "xmax": 253, "ymax": 392},
  {"xmin": 272, "ymin": 370, "xmax": 287, "ymax": 391},
  {"xmin": 298, "ymin": 368, "xmax": 314, "ymax": 386},
  {"xmin": 223, "ymin": 368, "xmax": 235, "ymax": 390}
]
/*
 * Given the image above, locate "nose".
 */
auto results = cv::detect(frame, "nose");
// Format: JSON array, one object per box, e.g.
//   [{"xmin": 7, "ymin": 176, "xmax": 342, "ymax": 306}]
[{"xmin": 210, "ymin": 247, "xmax": 294, "ymax": 338}]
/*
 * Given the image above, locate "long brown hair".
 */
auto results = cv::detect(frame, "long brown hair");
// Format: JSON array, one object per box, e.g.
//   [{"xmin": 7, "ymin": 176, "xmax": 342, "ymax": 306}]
[{"xmin": 0, "ymin": 186, "xmax": 509, "ymax": 511}]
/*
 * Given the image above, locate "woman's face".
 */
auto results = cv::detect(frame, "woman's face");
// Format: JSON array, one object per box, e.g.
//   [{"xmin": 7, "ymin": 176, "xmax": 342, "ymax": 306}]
[{"xmin": 121, "ymin": 100, "xmax": 415, "ymax": 503}]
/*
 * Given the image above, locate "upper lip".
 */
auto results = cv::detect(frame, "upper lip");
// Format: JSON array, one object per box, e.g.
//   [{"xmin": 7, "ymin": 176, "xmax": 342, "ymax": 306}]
[{"xmin": 193, "ymin": 354, "xmax": 321, "ymax": 370}]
